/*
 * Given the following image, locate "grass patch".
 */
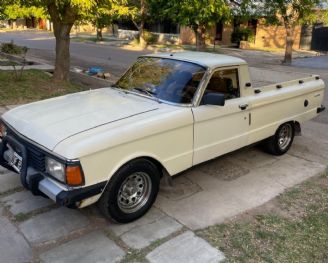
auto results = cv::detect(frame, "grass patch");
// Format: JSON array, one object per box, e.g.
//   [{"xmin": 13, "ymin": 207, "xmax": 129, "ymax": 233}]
[
  {"xmin": 0, "ymin": 54, "xmax": 19, "ymax": 66},
  {"xmin": 117, "ymin": 228, "xmax": 187, "ymax": 263},
  {"xmin": 71, "ymin": 36, "xmax": 113, "ymax": 43},
  {"xmin": 71, "ymin": 36, "xmax": 97, "ymax": 42},
  {"xmin": 0, "ymin": 69, "xmax": 88, "ymax": 105},
  {"xmin": 0, "ymin": 60, "xmax": 19, "ymax": 66},
  {"xmin": 119, "ymin": 238, "xmax": 169, "ymax": 263},
  {"xmin": 197, "ymin": 175, "xmax": 328, "ymax": 262},
  {"xmin": 14, "ymin": 212, "xmax": 30, "ymax": 222}
]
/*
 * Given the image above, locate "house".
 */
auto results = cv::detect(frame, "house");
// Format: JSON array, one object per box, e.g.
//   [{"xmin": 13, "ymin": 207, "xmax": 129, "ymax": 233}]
[
  {"xmin": 168, "ymin": 3, "xmax": 328, "ymax": 51},
  {"xmin": 180, "ymin": 19, "xmax": 302, "ymax": 50},
  {"xmin": 4, "ymin": 17, "xmax": 48, "ymax": 30}
]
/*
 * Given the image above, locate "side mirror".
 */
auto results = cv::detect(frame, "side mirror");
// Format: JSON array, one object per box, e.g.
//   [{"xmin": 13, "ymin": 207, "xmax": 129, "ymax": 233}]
[{"xmin": 201, "ymin": 92, "xmax": 225, "ymax": 106}]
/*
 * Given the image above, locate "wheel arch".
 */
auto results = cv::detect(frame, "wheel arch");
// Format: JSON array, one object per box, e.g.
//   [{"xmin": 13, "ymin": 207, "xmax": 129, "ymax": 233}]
[
  {"xmin": 77, "ymin": 155, "xmax": 167, "ymax": 209},
  {"xmin": 105, "ymin": 154, "xmax": 169, "ymax": 184},
  {"xmin": 274, "ymin": 120, "xmax": 299, "ymax": 135}
]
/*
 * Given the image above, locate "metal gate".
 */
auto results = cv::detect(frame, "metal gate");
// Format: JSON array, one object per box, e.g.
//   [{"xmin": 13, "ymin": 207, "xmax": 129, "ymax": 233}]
[{"xmin": 311, "ymin": 26, "xmax": 328, "ymax": 51}]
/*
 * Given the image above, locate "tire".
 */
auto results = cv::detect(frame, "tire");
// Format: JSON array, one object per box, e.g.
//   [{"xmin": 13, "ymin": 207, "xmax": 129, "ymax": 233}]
[
  {"xmin": 98, "ymin": 158, "xmax": 160, "ymax": 223},
  {"xmin": 263, "ymin": 122, "xmax": 295, "ymax": 156}
]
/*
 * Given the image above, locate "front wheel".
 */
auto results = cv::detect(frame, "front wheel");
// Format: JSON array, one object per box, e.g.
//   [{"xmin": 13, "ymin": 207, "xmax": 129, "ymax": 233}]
[
  {"xmin": 98, "ymin": 159, "xmax": 160, "ymax": 223},
  {"xmin": 263, "ymin": 122, "xmax": 295, "ymax": 156}
]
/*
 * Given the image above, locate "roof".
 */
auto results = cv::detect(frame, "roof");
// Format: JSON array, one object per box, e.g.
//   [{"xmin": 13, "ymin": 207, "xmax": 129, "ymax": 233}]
[{"xmin": 142, "ymin": 51, "xmax": 247, "ymax": 69}]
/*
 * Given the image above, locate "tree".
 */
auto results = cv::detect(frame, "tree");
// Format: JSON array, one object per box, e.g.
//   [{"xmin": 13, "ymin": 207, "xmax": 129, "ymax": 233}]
[
  {"xmin": 241, "ymin": 0, "xmax": 328, "ymax": 64},
  {"xmin": 93, "ymin": 11, "xmax": 113, "ymax": 41},
  {"xmin": 45, "ymin": 0, "xmax": 99, "ymax": 81},
  {"xmin": 161, "ymin": 0, "xmax": 231, "ymax": 51},
  {"xmin": 85, "ymin": 6, "xmax": 113, "ymax": 42},
  {"xmin": 121, "ymin": 0, "xmax": 149, "ymax": 48},
  {"xmin": 0, "ymin": 0, "xmax": 12, "ymax": 20},
  {"xmin": 0, "ymin": 0, "xmax": 120, "ymax": 82},
  {"xmin": 88, "ymin": 4, "xmax": 130, "ymax": 41},
  {"xmin": 1, "ymin": 4, "xmax": 46, "ymax": 28},
  {"xmin": 43, "ymin": 0, "xmax": 129, "ymax": 81}
]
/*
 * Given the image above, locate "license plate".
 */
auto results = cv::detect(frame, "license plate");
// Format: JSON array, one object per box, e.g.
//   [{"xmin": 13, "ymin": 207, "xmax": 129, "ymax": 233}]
[{"xmin": 9, "ymin": 151, "xmax": 23, "ymax": 173}]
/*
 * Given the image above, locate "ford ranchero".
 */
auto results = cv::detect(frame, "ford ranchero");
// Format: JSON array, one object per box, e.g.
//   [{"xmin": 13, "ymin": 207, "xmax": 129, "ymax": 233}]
[{"xmin": 0, "ymin": 52, "xmax": 325, "ymax": 223}]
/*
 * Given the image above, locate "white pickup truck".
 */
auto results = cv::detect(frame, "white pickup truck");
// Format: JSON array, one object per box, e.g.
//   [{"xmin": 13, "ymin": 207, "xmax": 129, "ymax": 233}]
[{"xmin": 0, "ymin": 52, "xmax": 325, "ymax": 223}]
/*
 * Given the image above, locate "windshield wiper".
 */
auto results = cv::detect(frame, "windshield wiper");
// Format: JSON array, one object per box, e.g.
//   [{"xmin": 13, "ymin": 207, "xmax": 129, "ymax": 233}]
[
  {"xmin": 112, "ymin": 83, "xmax": 123, "ymax": 89},
  {"xmin": 133, "ymin": 87, "xmax": 156, "ymax": 97},
  {"xmin": 131, "ymin": 87, "xmax": 161, "ymax": 103}
]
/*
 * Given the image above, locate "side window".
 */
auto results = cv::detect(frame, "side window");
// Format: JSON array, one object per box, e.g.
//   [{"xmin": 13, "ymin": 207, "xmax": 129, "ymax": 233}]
[{"xmin": 205, "ymin": 68, "xmax": 240, "ymax": 99}]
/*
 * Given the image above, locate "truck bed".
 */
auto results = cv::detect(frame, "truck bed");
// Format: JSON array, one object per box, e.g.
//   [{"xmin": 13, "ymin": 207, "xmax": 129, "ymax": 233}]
[{"xmin": 249, "ymin": 67, "xmax": 312, "ymax": 88}]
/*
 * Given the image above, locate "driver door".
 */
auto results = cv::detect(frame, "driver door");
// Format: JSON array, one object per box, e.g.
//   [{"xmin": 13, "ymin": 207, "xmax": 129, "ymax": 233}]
[{"xmin": 192, "ymin": 67, "xmax": 250, "ymax": 165}]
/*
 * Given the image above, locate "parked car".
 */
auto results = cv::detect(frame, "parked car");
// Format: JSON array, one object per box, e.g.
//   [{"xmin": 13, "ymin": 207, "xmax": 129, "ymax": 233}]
[{"xmin": 0, "ymin": 52, "xmax": 325, "ymax": 223}]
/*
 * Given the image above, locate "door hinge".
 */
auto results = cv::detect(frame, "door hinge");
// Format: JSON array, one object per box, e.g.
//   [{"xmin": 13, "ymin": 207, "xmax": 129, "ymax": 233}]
[{"xmin": 249, "ymin": 113, "xmax": 251, "ymax": 125}]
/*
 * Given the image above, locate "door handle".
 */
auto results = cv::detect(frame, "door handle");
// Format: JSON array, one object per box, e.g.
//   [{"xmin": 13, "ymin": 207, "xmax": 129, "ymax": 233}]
[{"xmin": 239, "ymin": 104, "xmax": 248, "ymax": 110}]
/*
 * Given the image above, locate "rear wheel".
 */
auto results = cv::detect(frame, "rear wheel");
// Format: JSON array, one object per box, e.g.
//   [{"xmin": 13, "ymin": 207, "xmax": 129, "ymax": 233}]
[
  {"xmin": 263, "ymin": 122, "xmax": 295, "ymax": 155},
  {"xmin": 98, "ymin": 159, "xmax": 160, "ymax": 223}
]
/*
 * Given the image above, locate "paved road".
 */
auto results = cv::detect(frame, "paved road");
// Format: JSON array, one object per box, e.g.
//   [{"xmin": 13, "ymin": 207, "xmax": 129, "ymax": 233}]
[
  {"xmin": 0, "ymin": 30, "xmax": 149, "ymax": 78},
  {"xmin": 293, "ymin": 55, "xmax": 328, "ymax": 69}
]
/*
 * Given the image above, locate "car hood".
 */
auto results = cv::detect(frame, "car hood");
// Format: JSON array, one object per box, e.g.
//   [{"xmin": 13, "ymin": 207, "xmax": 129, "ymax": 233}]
[{"xmin": 2, "ymin": 88, "xmax": 160, "ymax": 150}]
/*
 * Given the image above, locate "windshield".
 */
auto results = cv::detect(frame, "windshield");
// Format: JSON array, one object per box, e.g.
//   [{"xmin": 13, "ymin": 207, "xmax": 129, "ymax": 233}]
[{"xmin": 115, "ymin": 57, "xmax": 206, "ymax": 104}]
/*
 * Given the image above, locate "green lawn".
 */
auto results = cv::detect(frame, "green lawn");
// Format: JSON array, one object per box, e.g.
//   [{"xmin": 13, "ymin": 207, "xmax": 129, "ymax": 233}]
[
  {"xmin": 197, "ymin": 172, "xmax": 328, "ymax": 263},
  {"xmin": 0, "ymin": 69, "xmax": 88, "ymax": 105}
]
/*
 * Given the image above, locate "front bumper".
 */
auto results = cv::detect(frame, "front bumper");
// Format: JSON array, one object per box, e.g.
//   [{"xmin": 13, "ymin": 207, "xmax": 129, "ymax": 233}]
[{"xmin": 0, "ymin": 135, "xmax": 106, "ymax": 208}]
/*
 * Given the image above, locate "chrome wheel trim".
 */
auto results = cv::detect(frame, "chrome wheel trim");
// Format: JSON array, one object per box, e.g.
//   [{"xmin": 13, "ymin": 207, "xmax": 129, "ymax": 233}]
[
  {"xmin": 117, "ymin": 172, "xmax": 152, "ymax": 214},
  {"xmin": 278, "ymin": 124, "xmax": 292, "ymax": 151}
]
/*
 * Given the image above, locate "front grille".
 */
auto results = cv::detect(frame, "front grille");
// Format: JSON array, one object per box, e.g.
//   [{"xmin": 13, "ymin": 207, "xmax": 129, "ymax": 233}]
[
  {"xmin": 7, "ymin": 129, "xmax": 46, "ymax": 172},
  {"xmin": 27, "ymin": 145, "xmax": 46, "ymax": 172}
]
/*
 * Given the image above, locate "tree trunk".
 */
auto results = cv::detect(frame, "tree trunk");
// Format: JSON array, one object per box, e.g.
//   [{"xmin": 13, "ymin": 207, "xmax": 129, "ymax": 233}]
[
  {"xmin": 111, "ymin": 24, "xmax": 115, "ymax": 36},
  {"xmin": 139, "ymin": 0, "xmax": 147, "ymax": 48},
  {"xmin": 195, "ymin": 24, "xmax": 206, "ymax": 51},
  {"xmin": 47, "ymin": 3, "xmax": 77, "ymax": 82},
  {"xmin": 283, "ymin": 25, "xmax": 294, "ymax": 64},
  {"xmin": 53, "ymin": 22, "xmax": 73, "ymax": 82},
  {"xmin": 139, "ymin": 22, "xmax": 146, "ymax": 48},
  {"xmin": 96, "ymin": 27, "xmax": 103, "ymax": 41}
]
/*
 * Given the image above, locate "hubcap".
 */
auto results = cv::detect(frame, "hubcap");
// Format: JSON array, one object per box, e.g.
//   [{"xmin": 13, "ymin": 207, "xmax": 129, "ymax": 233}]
[
  {"xmin": 117, "ymin": 172, "xmax": 152, "ymax": 213},
  {"xmin": 278, "ymin": 124, "xmax": 292, "ymax": 150}
]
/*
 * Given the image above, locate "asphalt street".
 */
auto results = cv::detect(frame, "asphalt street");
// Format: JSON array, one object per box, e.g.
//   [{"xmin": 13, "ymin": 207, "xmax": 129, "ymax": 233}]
[
  {"xmin": 293, "ymin": 55, "xmax": 328, "ymax": 69},
  {"xmin": 0, "ymin": 30, "xmax": 149, "ymax": 78}
]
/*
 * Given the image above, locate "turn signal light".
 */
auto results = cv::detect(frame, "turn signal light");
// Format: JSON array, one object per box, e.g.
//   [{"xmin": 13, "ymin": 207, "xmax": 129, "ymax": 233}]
[{"xmin": 66, "ymin": 166, "xmax": 84, "ymax": 186}]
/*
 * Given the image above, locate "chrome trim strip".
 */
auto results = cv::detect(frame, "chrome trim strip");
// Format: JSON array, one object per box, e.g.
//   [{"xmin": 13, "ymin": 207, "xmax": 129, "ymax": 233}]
[
  {"xmin": 192, "ymin": 69, "xmax": 212, "ymax": 107},
  {"xmin": 38, "ymin": 178, "xmax": 63, "ymax": 201}
]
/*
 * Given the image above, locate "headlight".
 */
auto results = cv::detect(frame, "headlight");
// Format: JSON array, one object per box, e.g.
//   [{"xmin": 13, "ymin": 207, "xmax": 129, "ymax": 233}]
[
  {"xmin": 45, "ymin": 157, "xmax": 84, "ymax": 186},
  {"xmin": 45, "ymin": 157, "xmax": 65, "ymax": 183},
  {"xmin": 0, "ymin": 121, "xmax": 7, "ymax": 138}
]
